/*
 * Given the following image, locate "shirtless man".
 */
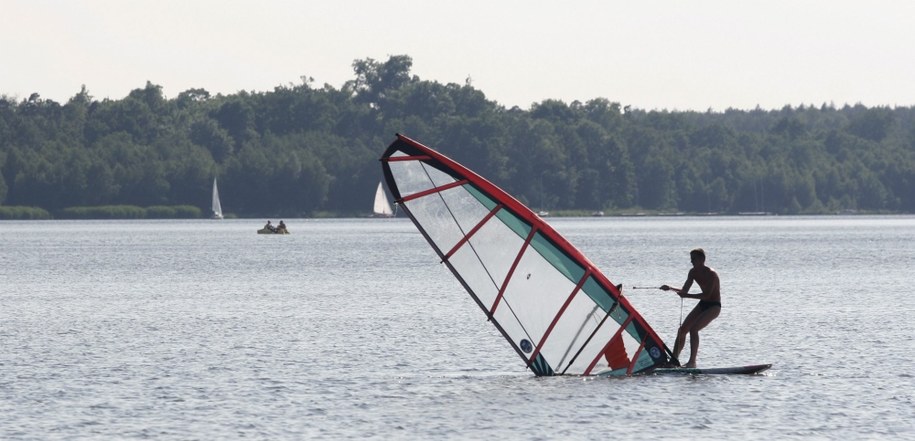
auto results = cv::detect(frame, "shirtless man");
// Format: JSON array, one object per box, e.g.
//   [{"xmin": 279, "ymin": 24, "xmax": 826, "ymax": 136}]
[{"xmin": 661, "ymin": 248, "xmax": 721, "ymax": 368}]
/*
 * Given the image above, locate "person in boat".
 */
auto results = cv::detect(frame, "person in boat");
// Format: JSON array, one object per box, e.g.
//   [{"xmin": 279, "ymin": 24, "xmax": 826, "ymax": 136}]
[
  {"xmin": 264, "ymin": 220, "xmax": 276, "ymax": 232},
  {"xmin": 276, "ymin": 220, "xmax": 287, "ymax": 233},
  {"xmin": 661, "ymin": 248, "xmax": 721, "ymax": 368}
]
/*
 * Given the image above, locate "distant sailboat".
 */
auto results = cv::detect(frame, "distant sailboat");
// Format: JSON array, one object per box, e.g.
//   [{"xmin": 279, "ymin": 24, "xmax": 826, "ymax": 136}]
[
  {"xmin": 372, "ymin": 182, "xmax": 395, "ymax": 217},
  {"xmin": 212, "ymin": 178, "xmax": 224, "ymax": 219}
]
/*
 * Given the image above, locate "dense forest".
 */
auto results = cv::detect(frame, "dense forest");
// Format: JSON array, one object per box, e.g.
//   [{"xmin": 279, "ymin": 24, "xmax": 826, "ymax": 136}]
[{"xmin": 2, "ymin": 55, "xmax": 914, "ymax": 219}]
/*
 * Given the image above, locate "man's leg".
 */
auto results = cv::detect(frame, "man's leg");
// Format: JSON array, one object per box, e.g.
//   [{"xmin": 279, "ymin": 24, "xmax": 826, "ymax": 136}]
[{"xmin": 684, "ymin": 308, "xmax": 720, "ymax": 368}]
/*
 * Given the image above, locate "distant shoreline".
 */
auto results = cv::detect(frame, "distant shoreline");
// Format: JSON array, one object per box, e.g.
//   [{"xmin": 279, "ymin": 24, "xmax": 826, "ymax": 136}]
[{"xmin": 1, "ymin": 205, "xmax": 907, "ymax": 220}]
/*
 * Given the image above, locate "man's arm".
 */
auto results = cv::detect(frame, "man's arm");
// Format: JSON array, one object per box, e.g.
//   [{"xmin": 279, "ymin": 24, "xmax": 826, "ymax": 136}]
[
  {"xmin": 679, "ymin": 270, "xmax": 718, "ymax": 300},
  {"xmin": 661, "ymin": 270, "xmax": 695, "ymax": 295}
]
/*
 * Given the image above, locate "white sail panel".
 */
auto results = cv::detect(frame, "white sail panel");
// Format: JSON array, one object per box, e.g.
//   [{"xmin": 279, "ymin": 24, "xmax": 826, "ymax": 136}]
[
  {"xmin": 403, "ymin": 185, "xmax": 490, "ymax": 256},
  {"xmin": 541, "ymin": 292, "xmax": 612, "ymax": 372},
  {"xmin": 388, "ymin": 159, "xmax": 456, "ymax": 198},
  {"xmin": 499, "ymin": 238, "xmax": 581, "ymax": 339},
  {"xmin": 449, "ymin": 219, "xmax": 528, "ymax": 307},
  {"xmin": 544, "ymin": 291, "xmax": 633, "ymax": 374}
]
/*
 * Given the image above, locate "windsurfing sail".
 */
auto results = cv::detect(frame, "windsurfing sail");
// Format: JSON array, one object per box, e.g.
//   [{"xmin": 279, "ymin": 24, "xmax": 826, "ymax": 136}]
[
  {"xmin": 373, "ymin": 181, "xmax": 395, "ymax": 217},
  {"xmin": 212, "ymin": 178, "xmax": 224, "ymax": 219},
  {"xmin": 380, "ymin": 134, "xmax": 671, "ymax": 376}
]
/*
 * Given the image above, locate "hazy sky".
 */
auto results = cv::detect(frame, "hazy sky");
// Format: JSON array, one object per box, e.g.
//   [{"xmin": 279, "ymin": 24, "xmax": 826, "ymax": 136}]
[{"xmin": 3, "ymin": 0, "xmax": 914, "ymax": 111}]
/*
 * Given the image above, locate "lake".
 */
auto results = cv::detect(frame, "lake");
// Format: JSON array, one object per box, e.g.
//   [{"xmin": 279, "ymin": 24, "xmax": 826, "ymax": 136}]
[{"xmin": 1, "ymin": 216, "xmax": 913, "ymax": 439}]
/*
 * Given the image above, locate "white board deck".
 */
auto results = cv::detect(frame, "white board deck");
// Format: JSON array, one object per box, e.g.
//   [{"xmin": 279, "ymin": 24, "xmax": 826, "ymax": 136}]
[{"xmin": 651, "ymin": 363, "xmax": 772, "ymax": 375}]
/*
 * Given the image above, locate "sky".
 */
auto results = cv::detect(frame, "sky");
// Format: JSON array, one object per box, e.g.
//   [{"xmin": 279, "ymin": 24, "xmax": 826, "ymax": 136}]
[{"xmin": 3, "ymin": 0, "xmax": 915, "ymax": 111}]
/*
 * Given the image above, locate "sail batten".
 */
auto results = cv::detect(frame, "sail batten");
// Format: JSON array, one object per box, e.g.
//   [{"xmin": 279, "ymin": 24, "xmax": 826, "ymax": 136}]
[
  {"xmin": 401, "ymin": 179, "xmax": 468, "ymax": 203},
  {"xmin": 381, "ymin": 134, "xmax": 670, "ymax": 376},
  {"xmin": 444, "ymin": 205, "xmax": 502, "ymax": 261}
]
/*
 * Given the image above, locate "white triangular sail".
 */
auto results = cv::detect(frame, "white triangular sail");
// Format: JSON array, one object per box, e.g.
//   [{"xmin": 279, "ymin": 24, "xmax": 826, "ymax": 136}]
[
  {"xmin": 380, "ymin": 134, "xmax": 673, "ymax": 376},
  {"xmin": 373, "ymin": 182, "xmax": 394, "ymax": 217},
  {"xmin": 212, "ymin": 178, "xmax": 224, "ymax": 219}
]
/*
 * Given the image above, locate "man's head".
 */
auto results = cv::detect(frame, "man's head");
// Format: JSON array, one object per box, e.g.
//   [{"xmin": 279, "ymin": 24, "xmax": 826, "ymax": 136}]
[{"xmin": 690, "ymin": 248, "xmax": 706, "ymax": 266}]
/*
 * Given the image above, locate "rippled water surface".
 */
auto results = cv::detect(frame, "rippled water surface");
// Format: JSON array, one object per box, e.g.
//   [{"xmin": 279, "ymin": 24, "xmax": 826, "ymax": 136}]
[{"xmin": 2, "ymin": 217, "xmax": 913, "ymax": 439}]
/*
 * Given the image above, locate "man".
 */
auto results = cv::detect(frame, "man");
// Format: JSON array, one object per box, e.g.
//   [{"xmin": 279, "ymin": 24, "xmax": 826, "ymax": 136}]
[{"xmin": 661, "ymin": 248, "xmax": 721, "ymax": 368}]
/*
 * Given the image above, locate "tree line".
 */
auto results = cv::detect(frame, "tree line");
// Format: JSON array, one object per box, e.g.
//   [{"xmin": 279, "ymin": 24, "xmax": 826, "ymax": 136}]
[{"xmin": 2, "ymin": 55, "xmax": 914, "ymax": 218}]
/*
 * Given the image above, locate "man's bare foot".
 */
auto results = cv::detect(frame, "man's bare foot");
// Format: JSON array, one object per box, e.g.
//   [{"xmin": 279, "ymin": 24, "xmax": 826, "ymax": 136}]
[{"xmin": 684, "ymin": 362, "xmax": 697, "ymax": 368}]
